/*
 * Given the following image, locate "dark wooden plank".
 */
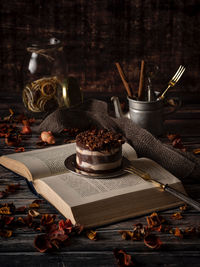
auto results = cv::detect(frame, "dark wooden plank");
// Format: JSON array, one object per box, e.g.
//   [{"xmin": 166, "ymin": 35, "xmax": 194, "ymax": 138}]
[{"xmin": 0, "ymin": 251, "xmax": 200, "ymax": 267}]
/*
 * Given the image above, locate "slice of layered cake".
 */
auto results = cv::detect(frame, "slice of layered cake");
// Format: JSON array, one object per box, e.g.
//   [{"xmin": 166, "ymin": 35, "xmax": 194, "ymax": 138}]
[{"xmin": 75, "ymin": 129, "xmax": 124, "ymax": 174}]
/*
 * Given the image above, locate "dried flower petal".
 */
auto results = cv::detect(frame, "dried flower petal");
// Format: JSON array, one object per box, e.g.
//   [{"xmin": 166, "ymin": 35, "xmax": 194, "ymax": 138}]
[
  {"xmin": 174, "ymin": 227, "xmax": 183, "ymax": 238},
  {"xmin": 0, "ymin": 229, "xmax": 13, "ymax": 238},
  {"xmin": 49, "ymin": 229, "xmax": 68, "ymax": 242},
  {"xmin": 146, "ymin": 212, "xmax": 165, "ymax": 229},
  {"xmin": 119, "ymin": 230, "xmax": 134, "ymax": 240},
  {"xmin": 21, "ymin": 125, "xmax": 32, "ymax": 135},
  {"xmin": 28, "ymin": 209, "xmax": 40, "ymax": 217},
  {"xmin": 113, "ymin": 248, "xmax": 135, "ymax": 266},
  {"xmin": 0, "ymin": 206, "xmax": 11, "ymax": 215},
  {"xmin": 193, "ymin": 148, "xmax": 200, "ymax": 155},
  {"xmin": 41, "ymin": 131, "xmax": 55, "ymax": 144},
  {"xmin": 184, "ymin": 227, "xmax": 196, "ymax": 237},
  {"xmin": 144, "ymin": 234, "xmax": 162, "ymax": 249},
  {"xmin": 171, "ymin": 212, "xmax": 183, "ymax": 220},
  {"xmin": 41, "ymin": 214, "xmax": 56, "ymax": 226},
  {"xmin": 74, "ymin": 224, "xmax": 84, "ymax": 235},
  {"xmin": 34, "ymin": 234, "xmax": 52, "ymax": 253},
  {"xmin": 86, "ymin": 230, "xmax": 98, "ymax": 241},
  {"xmin": 1, "ymin": 215, "xmax": 15, "ymax": 225},
  {"xmin": 58, "ymin": 219, "xmax": 72, "ymax": 234},
  {"xmin": 14, "ymin": 147, "xmax": 25, "ymax": 153},
  {"xmin": 5, "ymin": 134, "xmax": 21, "ymax": 147},
  {"xmin": 6, "ymin": 183, "xmax": 20, "ymax": 193},
  {"xmin": 29, "ymin": 202, "xmax": 40, "ymax": 209},
  {"xmin": 167, "ymin": 133, "xmax": 186, "ymax": 151},
  {"xmin": 179, "ymin": 204, "xmax": 188, "ymax": 211},
  {"xmin": 15, "ymin": 206, "xmax": 26, "ymax": 213}
]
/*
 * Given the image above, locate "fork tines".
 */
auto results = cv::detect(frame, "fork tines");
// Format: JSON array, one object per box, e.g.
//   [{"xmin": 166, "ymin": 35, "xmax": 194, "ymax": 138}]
[{"xmin": 171, "ymin": 65, "xmax": 186, "ymax": 83}]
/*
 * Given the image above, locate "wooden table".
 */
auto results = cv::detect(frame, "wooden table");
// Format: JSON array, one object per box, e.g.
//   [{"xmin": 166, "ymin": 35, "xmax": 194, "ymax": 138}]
[{"xmin": 0, "ymin": 94, "xmax": 200, "ymax": 267}]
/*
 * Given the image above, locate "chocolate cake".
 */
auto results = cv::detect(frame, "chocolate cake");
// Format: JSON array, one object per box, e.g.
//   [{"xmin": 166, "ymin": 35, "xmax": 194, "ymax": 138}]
[{"xmin": 75, "ymin": 129, "xmax": 124, "ymax": 174}]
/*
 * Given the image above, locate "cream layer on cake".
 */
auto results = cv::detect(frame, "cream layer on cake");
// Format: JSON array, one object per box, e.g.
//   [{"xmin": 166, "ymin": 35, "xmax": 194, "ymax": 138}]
[{"xmin": 76, "ymin": 146, "xmax": 122, "ymax": 173}]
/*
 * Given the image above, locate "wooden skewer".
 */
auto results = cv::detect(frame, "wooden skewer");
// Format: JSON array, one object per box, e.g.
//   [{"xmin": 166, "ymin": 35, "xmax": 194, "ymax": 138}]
[
  {"xmin": 138, "ymin": 60, "xmax": 145, "ymax": 101},
  {"xmin": 115, "ymin": 62, "xmax": 133, "ymax": 98}
]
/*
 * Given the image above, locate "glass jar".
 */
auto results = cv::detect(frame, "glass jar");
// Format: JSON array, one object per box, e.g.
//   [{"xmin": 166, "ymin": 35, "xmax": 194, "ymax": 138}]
[{"xmin": 22, "ymin": 38, "xmax": 82, "ymax": 113}]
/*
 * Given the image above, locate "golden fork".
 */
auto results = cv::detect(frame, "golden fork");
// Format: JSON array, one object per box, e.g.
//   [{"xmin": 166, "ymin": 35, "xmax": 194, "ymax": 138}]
[
  {"xmin": 124, "ymin": 163, "xmax": 200, "ymax": 211},
  {"xmin": 159, "ymin": 65, "xmax": 186, "ymax": 100}
]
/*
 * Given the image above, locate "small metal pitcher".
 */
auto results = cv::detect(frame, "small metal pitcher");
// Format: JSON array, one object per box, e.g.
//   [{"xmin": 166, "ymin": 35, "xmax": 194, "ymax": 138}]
[{"xmin": 111, "ymin": 95, "xmax": 181, "ymax": 136}]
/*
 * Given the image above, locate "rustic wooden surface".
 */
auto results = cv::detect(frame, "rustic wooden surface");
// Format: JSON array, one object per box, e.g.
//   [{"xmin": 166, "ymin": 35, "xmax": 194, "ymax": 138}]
[
  {"xmin": 0, "ymin": 94, "xmax": 200, "ymax": 267},
  {"xmin": 1, "ymin": 0, "xmax": 200, "ymax": 94}
]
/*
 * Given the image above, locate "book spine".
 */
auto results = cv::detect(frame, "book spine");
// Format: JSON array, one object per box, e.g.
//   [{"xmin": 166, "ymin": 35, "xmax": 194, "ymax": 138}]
[{"xmin": 25, "ymin": 180, "xmax": 42, "ymax": 198}]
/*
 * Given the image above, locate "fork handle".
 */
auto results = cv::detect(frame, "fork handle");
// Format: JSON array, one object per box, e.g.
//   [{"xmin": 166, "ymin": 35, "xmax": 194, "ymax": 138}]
[
  {"xmin": 159, "ymin": 84, "xmax": 171, "ymax": 99},
  {"xmin": 164, "ymin": 184, "xmax": 200, "ymax": 211}
]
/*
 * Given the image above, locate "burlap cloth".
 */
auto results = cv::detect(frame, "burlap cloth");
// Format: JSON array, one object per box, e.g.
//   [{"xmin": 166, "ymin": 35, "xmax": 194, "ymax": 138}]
[{"xmin": 38, "ymin": 99, "xmax": 200, "ymax": 181}]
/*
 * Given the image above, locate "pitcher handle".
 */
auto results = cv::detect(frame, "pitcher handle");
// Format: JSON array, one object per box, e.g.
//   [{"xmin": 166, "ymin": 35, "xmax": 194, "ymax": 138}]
[{"xmin": 163, "ymin": 96, "xmax": 182, "ymax": 118}]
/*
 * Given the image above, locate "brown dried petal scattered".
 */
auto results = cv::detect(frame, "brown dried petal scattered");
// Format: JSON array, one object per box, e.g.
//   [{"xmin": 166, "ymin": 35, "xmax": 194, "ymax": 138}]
[
  {"xmin": 171, "ymin": 212, "xmax": 183, "ymax": 220},
  {"xmin": 28, "ymin": 209, "xmax": 40, "ymax": 217},
  {"xmin": 86, "ymin": 230, "xmax": 98, "ymax": 241},
  {"xmin": 146, "ymin": 212, "xmax": 165, "ymax": 229},
  {"xmin": 113, "ymin": 248, "xmax": 135, "ymax": 266},
  {"xmin": 167, "ymin": 133, "xmax": 186, "ymax": 152},
  {"xmin": 179, "ymin": 204, "xmax": 188, "ymax": 211},
  {"xmin": 58, "ymin": 219, "xmax": 73, "ymax": 234},
  {"xmin": 144, "ymin": 234, "xmax": 162, "ymax": 249},
  {"xmin": 34, "ymin": 234, "xmax": 53, "ymax": 253},
  {"xmin": 174, "ymin": 227, "xmax": 183, "ymax": 238},
  {"xmin": 14, "ymin": 147, "xmax": 25, "ymax": 153},
  {"xmin": 193, "ymin": 148, "xmax": 200, "ymax": 155}
]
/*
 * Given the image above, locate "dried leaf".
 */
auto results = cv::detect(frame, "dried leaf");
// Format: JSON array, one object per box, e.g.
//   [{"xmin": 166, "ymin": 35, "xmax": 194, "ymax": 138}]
[
  {"xmin": 144, "ymin": 234, "xmax": 162, "ymax": 249},
  {"xmin": 171, "ymin": 212, "xmax": 183, "ymax": 220},
  {"xmin": 86, "ymin": 230, "xmax": 98, "ymax": 241},
  {"xmin": 113, "ymin": 248, "xmax": 135, "ymax": 266}
]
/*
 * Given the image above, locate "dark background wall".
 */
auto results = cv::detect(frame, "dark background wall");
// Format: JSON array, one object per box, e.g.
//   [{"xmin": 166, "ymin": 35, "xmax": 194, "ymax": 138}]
[{"xmin": 0, "ymin": 0, "xmax": 200, "ymax": 97}]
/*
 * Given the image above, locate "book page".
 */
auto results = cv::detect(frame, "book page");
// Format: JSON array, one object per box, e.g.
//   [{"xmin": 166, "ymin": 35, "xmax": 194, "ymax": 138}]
[
  {"xmin": 35, "ymin": 157, "xmax": 182, "ymax": 207},
  {"xmin": 0, "ymin": 142, "xmax": 136, "ymax": 180}
]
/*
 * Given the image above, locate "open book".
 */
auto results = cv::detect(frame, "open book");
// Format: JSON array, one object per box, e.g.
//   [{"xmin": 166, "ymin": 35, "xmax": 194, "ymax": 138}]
[{"xmin": 0, "ymin": 143, "xmax": 185, "ymax": 228}]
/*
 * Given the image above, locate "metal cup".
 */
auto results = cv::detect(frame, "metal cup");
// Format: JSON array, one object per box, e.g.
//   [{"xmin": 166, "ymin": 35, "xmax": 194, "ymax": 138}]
[{"xmin": 128, "ymin": 95, "xmax": 181, "ymax": 136}]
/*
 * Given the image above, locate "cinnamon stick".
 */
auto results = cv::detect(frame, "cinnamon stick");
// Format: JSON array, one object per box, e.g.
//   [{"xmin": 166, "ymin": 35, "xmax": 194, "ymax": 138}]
[
  {"xmin": 115, "ymin": 62, "xmax": 133, "ymax": 98},
  {"xmin": 138, "ymin": 60, "xmax": 145, "ymax": 100}
]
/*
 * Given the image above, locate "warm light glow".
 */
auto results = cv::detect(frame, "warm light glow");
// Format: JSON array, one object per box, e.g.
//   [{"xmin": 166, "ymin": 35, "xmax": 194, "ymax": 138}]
[{"xmin": 62, "ymin": 85, "xmax": 67, "ymax": 100}]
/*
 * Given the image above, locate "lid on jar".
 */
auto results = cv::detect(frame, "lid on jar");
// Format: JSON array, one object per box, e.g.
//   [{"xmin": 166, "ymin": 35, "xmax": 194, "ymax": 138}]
[{"xmin": 28, "ymin": 37, "xmax": 63, "ymax": 49}]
